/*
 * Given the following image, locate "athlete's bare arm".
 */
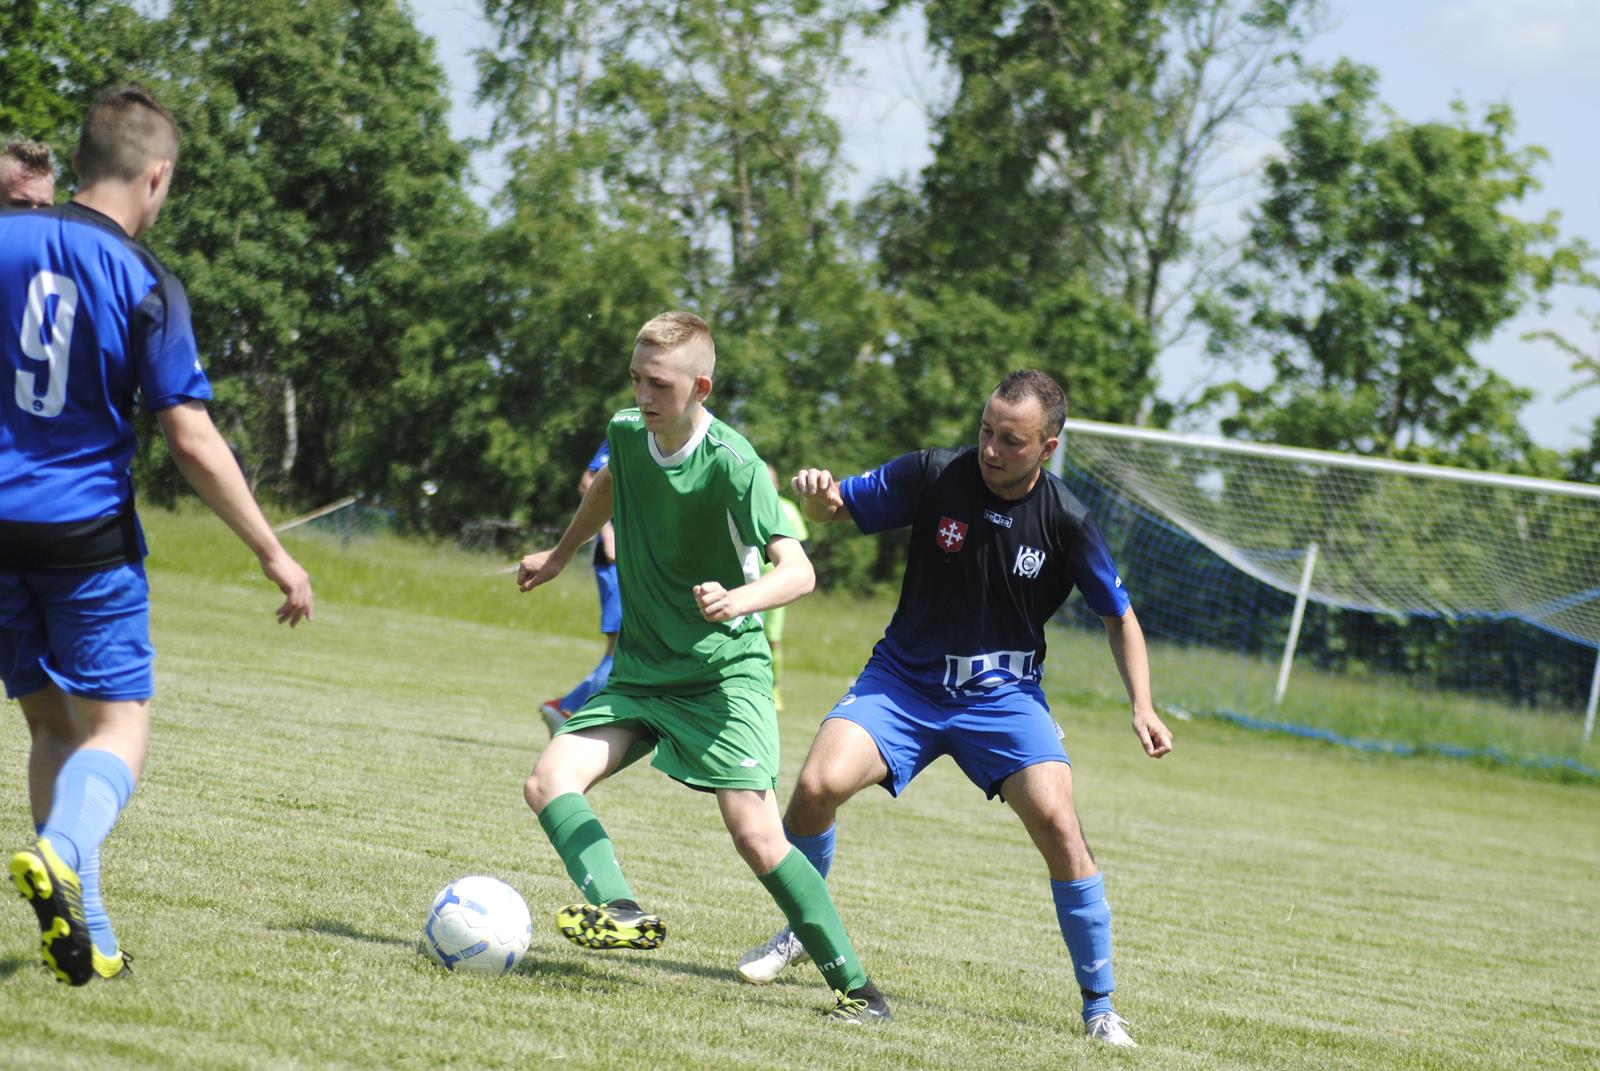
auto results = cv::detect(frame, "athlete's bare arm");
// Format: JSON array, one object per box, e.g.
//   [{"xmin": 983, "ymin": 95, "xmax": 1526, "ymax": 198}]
[
  {"xmin": 695, "ymin": 536, "xmax": 814, "ymax": 623},
  {"xmin": 1102, "ymin": 607, "xmax": 1172, "ymax": 758},
  {"xmin": 519, "ymin": 467, "xmax": 614, "ymax": 592},
  {"xmin": 158, "ymin": 401, "xmax": 313, "ymax": 626}
]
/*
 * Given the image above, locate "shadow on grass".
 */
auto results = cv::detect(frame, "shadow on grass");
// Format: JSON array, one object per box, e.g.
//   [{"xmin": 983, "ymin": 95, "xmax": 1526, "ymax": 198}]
[
  {"xmin": 278, "ymin": 916, "xmax": 417, "ymax": 949},
  {"xmin": 0, "ymin": 953, "xmax": 38, "ymax": 979}
]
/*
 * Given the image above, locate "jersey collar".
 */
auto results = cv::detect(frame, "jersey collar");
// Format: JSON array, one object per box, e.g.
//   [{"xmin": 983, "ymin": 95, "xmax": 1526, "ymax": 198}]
[{"xmin": 648, "ymin": 408, "xmax": 713, "ymax": 468}]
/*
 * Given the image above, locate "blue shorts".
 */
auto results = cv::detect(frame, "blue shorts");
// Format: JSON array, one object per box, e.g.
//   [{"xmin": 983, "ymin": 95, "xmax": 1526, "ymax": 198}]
[
  {"xmin": 595, "ymin": 562, "xmax": 621, "ymax": 634},
  {"xmin": 0, "ymin": 565, "xmax": 155, "ymax": 701},
  {"xmin": 824, "ymin": 659, "xmax": 1068, "ymax": 800}
]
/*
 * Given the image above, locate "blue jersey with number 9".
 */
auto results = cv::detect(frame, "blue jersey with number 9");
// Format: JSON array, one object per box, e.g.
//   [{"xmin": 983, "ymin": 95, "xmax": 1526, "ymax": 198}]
[{"xmin": 0, "ymin": 203, "xmax": 210, "ymax": 526}]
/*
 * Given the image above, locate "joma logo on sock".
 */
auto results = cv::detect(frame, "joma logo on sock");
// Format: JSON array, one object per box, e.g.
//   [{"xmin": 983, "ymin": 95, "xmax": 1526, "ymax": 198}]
[{"xmin": 821, "ymin": 955, "xmax": 846, "ymax": 971}]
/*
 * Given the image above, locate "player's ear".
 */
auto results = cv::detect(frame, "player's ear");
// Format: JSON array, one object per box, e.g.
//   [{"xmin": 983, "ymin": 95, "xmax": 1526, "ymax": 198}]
[
  {"xmin": 1041, "ymin": 434, "xmax": 1060, "ymax": 461},
  {"xmin": 693, "ymin": 373, "xmax": 713, "ymax": 403}
]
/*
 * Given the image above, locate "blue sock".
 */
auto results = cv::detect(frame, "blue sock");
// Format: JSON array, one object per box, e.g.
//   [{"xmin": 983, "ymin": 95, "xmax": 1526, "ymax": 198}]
[
  {"xmin": 41, "ymin": 749, "xmax": 134, "ymax": 959},
  {"xmin": 561, "ymin": 653, "xmax": 614, "ymax": 713},
  {"xmin": 784, "ymin": 822, "xmax": 835, "ymax": 880},
  {"xmin": 1051, "ymin": 874, "xmax": 1115, "ymax": 1021},
  {"xmin": 79, "ymin": 849, "xmax": 117, "ymax": 956}
]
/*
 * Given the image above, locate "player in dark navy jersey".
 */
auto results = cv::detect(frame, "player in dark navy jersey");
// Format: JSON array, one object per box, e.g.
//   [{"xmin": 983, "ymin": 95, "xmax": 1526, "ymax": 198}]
[
  {"xmin": 736, "ymin": 370, "xmax": 1172, "ymax": 1047},
  {"xmin": 2, "ymin": 86, "xmax": 314, "ymax": 986}
]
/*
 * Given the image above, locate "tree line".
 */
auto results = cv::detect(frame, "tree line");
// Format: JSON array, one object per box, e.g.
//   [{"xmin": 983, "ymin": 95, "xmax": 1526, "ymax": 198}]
[{"xmin": 3, "ymin": 0, "xmax": 1596, "ymax": 588}]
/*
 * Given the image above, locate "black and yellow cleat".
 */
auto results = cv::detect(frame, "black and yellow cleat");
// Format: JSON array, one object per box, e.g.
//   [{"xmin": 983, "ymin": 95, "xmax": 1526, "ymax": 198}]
[
  {"xmin": 10, "ymin": 837, "xmax": 94, "ymax": 986},
  {"xmin": 556, "ymin": 899, "xmax": 666, "ymax": 950},
  {"xmin": 92, "ymin": 946, "xmax": 132, "ymax": 982},
  {"xmin": 827, "ymin": 981, "xmax": 891, "ymax": 1024}
]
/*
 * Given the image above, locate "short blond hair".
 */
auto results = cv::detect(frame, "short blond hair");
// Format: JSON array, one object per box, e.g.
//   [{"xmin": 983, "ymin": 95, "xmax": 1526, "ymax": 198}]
[
  {"xmin": 2, "ymin": 138, "xmax": 54, "ymax": 178},
  {"xmin": 635, "ymin": 310, "xmax": 715, "ymax": 377}
]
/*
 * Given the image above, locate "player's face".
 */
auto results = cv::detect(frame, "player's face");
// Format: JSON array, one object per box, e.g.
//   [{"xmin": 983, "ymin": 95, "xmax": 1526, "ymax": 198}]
[
  {"xmin": 978, "ymin": 393, "xmax": 1058, "ymax": 500},
  {"xmin": 630, "ymin": 344, "xmax": 707, "ymax": 442},
  {"xmin": 0, "ymin": 159, "xmax": 54, "ymax": 209}
]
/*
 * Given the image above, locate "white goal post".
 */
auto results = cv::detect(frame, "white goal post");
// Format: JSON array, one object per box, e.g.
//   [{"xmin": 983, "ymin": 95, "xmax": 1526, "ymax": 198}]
[{"xmin": 1051, "ymin": 419, "xmax": 1600, "ymax": 743}]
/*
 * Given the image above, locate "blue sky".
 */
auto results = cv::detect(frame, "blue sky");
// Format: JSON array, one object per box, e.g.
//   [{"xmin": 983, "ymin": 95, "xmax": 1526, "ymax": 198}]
[{"xmin": 412, "ymin": 0, "xmax": 1599, "ymax": 452}]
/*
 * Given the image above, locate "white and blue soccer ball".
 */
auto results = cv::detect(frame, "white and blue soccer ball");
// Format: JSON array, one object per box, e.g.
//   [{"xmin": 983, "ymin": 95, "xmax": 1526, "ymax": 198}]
[{"xmin": 423, "ymin": 875, "xmax": 533, "ymax": 976}]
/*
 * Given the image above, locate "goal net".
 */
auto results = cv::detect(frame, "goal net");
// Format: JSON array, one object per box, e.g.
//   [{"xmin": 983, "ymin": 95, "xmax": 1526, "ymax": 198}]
[{"xmin": 1051, "ymin": 419, "xmax": 1600, "ymax": 773}]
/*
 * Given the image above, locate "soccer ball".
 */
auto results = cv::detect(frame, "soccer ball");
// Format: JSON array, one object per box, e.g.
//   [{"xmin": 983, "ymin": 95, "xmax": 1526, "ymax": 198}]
[{"xmin": 423, "ymin": 875, "xmax": 533, "ymax": 976}]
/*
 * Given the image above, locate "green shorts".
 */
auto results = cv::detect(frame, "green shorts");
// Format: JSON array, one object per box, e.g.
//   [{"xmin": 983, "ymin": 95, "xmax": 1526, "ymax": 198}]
[{"xmin": 557, "ymin": 684, "xmax": 779, "ymax": 792}]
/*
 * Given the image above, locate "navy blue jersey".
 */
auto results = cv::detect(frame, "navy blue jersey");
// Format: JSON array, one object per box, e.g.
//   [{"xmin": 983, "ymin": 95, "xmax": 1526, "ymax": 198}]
[
  {"xmin": 0, "ymin": 204, "xmax": 210, "ymax": 541},
  {"xmin": 586, "ymin": 438, "xmax": 612, "ymax": 567},
  {"xmin": 586, "ymin": 440, "xmax": 610, "ymax": 473},
  {"xmin": 840, "ymin": 446, "xmax": 1130, "ymax": 697}
]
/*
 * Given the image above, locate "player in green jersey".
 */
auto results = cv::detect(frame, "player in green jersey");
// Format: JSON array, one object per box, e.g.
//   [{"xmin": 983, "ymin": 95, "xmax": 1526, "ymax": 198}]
[{"xmin": 516, "ymin": 311, "xmax": 888, "ymax": 1023}]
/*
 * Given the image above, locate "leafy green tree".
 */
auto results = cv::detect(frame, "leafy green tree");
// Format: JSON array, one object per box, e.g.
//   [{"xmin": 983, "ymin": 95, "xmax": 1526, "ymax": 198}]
[
  {"xmin": 1195, "ymin": 60, "xmax": 1592, "ymax": 470},
  {"xmin": 477, "ymin": 0, "xmax": 890, "ymax": 545},
  {"xmin": 127, "ymin": 0, "xmax": 499, "ymax": 520},
  {"xmin": 0, "ymin": 0, "xmax": 149, "ymax": 150}
]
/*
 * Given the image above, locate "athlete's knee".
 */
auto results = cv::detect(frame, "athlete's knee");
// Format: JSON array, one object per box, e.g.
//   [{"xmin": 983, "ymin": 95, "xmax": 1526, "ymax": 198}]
[
  {"xmin": 792, "ymin": 764, "xmax": 851, "ymax": 813},
  {"xmin": 523, "ymin": 766, "xmax": 568, "ymax": 813},
  {"xmin": 728, "ymin": 822, "xmax": 789, "ymax": 874}
]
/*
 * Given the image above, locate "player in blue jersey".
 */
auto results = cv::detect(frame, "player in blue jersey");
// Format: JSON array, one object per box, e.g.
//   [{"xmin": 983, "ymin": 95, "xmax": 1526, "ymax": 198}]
[
  {"xmin": 539, "ymin": 440, "xmax": 621, "ymax": 735},
  {"xmin": 736, "ymin": 370, "xmax": 1172, "ymax": 1047},
  {"xmin": 2, "ymin": 86, "xmax": 314, "ymax": 986},
  {"xmin": 1, "ymin": 139, "xmax": 56, "ymax": 210}
]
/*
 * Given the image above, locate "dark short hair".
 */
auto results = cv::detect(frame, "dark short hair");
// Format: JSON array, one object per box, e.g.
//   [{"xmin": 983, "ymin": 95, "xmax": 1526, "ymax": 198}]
[
  {"xmin": 1, "ymin": 138, "xmax": 54, "ymax": 177},
  {"xmin": 994, "ymin": 369, "xmax": 1067, "ymax": 440},
  {"xmin": 75, "ymin": 84, "xmax": 179, "ymax": 185}
]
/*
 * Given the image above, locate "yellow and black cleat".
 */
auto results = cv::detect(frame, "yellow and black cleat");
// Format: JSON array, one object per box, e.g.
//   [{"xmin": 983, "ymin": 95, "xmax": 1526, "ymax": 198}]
[
  {"xmin": 556, "ymin": 899, "xmax": 666, "ymax": 950},
  {"xmin": 10, "ymin": 838, "xmax": 94, "ymax": 986},
  {"xmin": 92, "ymin": 945, "xmax": 132, "ymax": 982}
]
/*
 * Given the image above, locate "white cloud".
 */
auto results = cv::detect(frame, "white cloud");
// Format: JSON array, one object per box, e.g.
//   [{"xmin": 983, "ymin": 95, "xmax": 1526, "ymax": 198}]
[{"xmin": 1430, "ymin": 0, "xmax": 1600, "ymax": 80}]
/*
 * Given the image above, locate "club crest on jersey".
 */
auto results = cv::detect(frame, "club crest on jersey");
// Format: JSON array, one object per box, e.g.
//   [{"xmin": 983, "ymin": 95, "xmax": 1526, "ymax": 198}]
[
  {"xmin": 936, "ymin": 516, "xmax": 968, "ymax": 553},
  {"xmin": 1013, "ymin": 545, "xmax": 1047, "ymax": 579}
]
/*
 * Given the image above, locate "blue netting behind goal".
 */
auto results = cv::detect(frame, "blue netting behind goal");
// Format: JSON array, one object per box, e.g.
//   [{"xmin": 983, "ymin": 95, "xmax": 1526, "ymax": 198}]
[{"xmin": 1054, "ymin": 459, "xmax": 1599, "ymax": 775}]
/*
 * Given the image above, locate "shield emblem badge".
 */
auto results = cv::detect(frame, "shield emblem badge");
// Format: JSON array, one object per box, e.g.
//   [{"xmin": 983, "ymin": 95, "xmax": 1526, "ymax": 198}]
[{"xmin": 935, "ymin": 516, "xmax": 968, "ymax": 553}]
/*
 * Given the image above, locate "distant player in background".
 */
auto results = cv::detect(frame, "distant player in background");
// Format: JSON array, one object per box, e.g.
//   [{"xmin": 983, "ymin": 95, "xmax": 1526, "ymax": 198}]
[
  {"xmin": 1, "ymin": 138, "xmax": 57, "ymax": 209},
  {"xmin": 762, "ymin": 462, "xmax": 809, "ymax": 711},
  {"xmin": 736, "ymin": 369, "xmax": 1171, "ymax": 1046},
  {"xmin": 516, "ymin": 311, "xmax": 889, "ymax": 1022},
  {"xmin": 539, "ymin": 440, "xmax": 621, "ymax": 735},
  {"xmin": 2, "ymin": 86, "xmax": 315, "ymax": 986}
]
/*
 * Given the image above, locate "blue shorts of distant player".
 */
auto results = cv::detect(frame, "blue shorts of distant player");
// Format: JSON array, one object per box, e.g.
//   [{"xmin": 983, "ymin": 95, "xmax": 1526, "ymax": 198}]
[
  {"xmin": 594, "ymin": 562, "xmax": 622, "ymax": 634},
  {"xmin": 0, "ymin": 564, "xmax": 155, "ymax": 701},
  {"xmin": 824, "ymin": 658, "xmax": 1069, "ymax": 801}
]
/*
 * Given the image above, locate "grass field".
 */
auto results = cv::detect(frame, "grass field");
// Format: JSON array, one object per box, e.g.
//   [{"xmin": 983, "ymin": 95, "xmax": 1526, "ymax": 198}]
[{"xmin": 2, "ymin": 505, "xmax": 1598, "ymax": 1070}]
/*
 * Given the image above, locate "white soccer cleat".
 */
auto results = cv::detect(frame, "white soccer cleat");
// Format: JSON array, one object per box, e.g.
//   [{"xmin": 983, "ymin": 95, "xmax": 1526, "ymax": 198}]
[
  {"xmin": 1084, "ymin": 1011, "xmax": 1137, "ymax": 1047},
  {"xmin": 736, "ymin": 926, "xmax": 810, "ymax": 984}
]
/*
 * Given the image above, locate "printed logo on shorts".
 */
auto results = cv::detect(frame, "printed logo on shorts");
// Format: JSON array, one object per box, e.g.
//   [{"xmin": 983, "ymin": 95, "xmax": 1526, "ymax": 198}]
[
  {"xmin": 1013, "ymin": 544, "xmax": 1046, "ymax": 578},
  {"xmin": 936, "ymin": 516, "xmax": 968, "ymax": 552},
  {"xmin": 740, "ymin": 757, "xmax": 759, "ymax": 768}
]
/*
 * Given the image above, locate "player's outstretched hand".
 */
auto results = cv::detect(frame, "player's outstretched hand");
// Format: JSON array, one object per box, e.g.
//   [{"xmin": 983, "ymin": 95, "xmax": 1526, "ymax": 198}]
[
  {"xmin": 518, "ymin": 549, "xmax": 564, "ymax": 592},
  {"xmin": 792, "ymin": 467, "xmax": 845, "ymax": 522},
  {"xmin": 694, "ymin": 581, "xmax": 739, "ymax": 623},
  {"xmin": 262, "ymin": 550, "xmax": 314, "ymax": 627},
  {"xmin": 1132, "ymin": 708, "xmax": 1173, "ymax": 758}
]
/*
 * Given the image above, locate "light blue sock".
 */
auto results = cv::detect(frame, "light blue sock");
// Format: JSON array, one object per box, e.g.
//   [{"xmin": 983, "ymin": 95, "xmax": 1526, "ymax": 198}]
[
  {"xmin": 1051, "ymin": 874, "xmax": 1116, "ymax": 1021},
  {"xmin": 561, "ymin": 653, "xmax": 614, "ymax": 713},
  {"xmin": 79, "ymin": 849, "xmax": 118, "ymax": 956},
  {"xmin": 41, "ymin": 749, "xmax": 134, "ymax": 956},
  {"xmin": 784, "ymin": 822, "xmax": 835, "ymax": 880}
]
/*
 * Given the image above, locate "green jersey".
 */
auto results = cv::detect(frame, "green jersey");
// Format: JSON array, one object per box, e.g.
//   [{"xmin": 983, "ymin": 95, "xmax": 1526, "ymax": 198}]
[{"xmin": 605, "ymin": 407, "xmax": 800, "ymax": 695}]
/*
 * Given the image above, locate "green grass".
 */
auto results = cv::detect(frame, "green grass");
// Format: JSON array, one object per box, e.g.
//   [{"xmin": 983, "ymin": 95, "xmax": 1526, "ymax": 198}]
[{"xmin": 2, "ymin": 505, "xmax": 1598, "ymax": 1069}]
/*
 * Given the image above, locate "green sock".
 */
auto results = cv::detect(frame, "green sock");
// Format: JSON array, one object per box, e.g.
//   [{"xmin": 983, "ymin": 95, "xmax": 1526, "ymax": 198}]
[
  {"xmin": 758, "ymin": 848, "xmax": 867, "ymax": 993},
  {"xmin": 537, "ymin": 792, "xmax": 635, "ymax": 905}
]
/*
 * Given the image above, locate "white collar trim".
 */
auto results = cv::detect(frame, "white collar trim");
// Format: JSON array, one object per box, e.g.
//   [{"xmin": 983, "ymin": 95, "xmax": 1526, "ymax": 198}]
[{"xmin": 648, "ymin": 408, "xmax": 713, "ymax": 467}]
